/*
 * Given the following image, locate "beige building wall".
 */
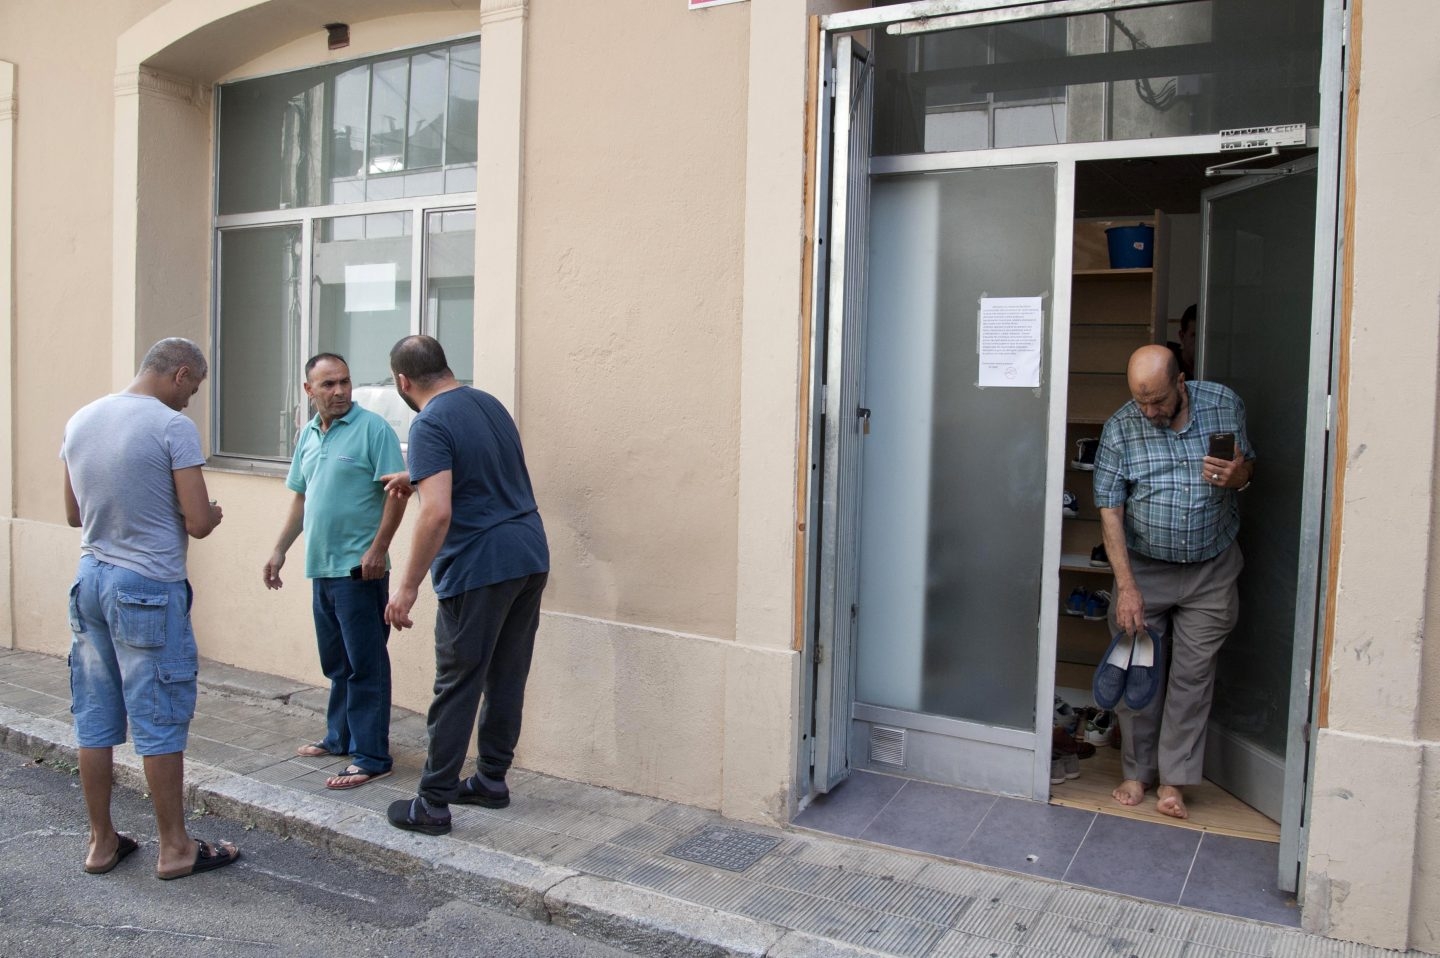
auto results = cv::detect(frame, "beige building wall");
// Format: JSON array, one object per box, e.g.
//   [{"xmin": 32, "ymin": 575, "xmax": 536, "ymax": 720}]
[
  {"xmin": 1304, "ymin": 0, "xmax": 1440, "ymax": 952},
  {"xmin": 2, "ymin": 0, "xmax": 822, "ymax": 824}
]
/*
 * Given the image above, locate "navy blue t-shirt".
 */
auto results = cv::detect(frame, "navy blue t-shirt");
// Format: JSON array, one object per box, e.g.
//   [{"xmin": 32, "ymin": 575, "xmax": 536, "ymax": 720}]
[{"xmin": 406, "ymin": 386, "xmax": 549, "ymax": 599}]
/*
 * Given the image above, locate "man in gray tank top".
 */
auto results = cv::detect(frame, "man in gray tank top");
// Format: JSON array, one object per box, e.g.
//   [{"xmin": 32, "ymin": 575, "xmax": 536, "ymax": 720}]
[{"xmin": 61, "ymin": 338, "xmax": 241, "ymax": 880}]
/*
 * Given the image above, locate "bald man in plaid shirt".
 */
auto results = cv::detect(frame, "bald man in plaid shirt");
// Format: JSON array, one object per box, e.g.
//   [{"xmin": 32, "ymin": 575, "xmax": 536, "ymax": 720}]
[{"xmin": 1093, "ymin": 344, "xmax": 1255, "ymax": 820}]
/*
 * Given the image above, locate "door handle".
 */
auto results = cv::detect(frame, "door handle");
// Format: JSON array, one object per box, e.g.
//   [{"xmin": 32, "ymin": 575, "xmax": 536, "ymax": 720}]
[{"xmin": 857, "ymin": 407, "xmax": 871, "ymax": 435}]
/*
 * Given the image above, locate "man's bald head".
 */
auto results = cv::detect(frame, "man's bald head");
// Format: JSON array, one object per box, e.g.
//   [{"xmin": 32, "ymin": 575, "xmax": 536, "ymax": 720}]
[
  {"xmin": 1127, "ymin": 344, "xmax": 1187, "ymax": 429},
  {"xmin": 1127, "ymin": 344, "xmax": 1180, "ymax": 394}
]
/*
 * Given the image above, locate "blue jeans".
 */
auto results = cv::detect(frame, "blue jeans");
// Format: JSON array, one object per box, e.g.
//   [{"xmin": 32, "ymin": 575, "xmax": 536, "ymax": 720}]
[
  {"xmin": 68, "ymin": 554, "xmax": 197, "ymax": 756},
  {"xmin": 312, "ymin": 575, "xmax": 392, "ymax": 773}
]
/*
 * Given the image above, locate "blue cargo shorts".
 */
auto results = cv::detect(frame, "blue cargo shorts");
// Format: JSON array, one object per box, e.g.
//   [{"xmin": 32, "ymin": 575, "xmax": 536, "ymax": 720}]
[{"xmin": 67, "ymin": 554, "xmax": 198, "ymax": 756}]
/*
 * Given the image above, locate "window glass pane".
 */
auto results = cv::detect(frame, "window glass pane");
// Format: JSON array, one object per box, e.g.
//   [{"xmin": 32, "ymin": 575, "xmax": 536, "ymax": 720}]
[
  {"xmin": 426, "ymin": 210, "xmax": 476, "ymax": 385},
  {"xmin": 217, "ymin": 225, "xmax": 303, "ymax": 459},
  {"xmin": 368, "ymin": 59, "xmax": 409, "ymax": 175},
  {"xmin": 328, "ymin": 64, "xmax": 369, "ymax": 204},
  {"xmin": 314, "ymin": 211, "xmax": 415, "ymax": 441},
  {"xmin": 218, "ymin": 39, "xmax": 479, "ymax": 215},
  {"xmin": 873, "ymin": 0, "xmax": 1323, "ymax": 156},
  {"xmin": 407, "ymin": 50, "xmax": 448, "ymax": 169},
  {"xmin": 218, "ymin": 74, "xmax": 325, "ymax": 213},
  {"xmin": 446, "ymin": 42, "xmax": 480, "ymax": 166}
]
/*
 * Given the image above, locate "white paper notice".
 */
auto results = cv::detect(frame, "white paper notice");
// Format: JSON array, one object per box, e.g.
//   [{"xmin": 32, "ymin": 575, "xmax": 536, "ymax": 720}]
[
  {"xmin": 978, "ymin": 296, "xmax": 1043, "ymax": 388},
  {"xmin": 344, "ymin": 263, "xmax": 397, "ymax": 313}
]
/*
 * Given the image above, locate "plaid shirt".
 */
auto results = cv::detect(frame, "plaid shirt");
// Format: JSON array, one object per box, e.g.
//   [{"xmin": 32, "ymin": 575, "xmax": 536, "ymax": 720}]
[{"xmin": 1092, "ymin": 380, "xmax": 1254, "ymax": 563}]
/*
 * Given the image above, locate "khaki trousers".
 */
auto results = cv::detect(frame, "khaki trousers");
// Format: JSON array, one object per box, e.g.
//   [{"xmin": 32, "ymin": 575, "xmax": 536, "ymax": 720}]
[{"xmin": 1107, "ymin": 541, "xmax": 1242, "ymax": 787}]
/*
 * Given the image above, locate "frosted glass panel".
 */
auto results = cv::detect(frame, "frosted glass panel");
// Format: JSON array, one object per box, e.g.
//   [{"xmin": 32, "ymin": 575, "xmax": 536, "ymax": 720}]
[{"xmin": 856, "ymin": 166, "xmax": 1055, "ymax": 729}]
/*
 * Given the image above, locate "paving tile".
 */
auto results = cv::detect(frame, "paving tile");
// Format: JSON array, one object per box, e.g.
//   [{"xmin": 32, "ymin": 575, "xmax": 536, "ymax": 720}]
[
  {"xmin": 793, "ymin": 769, "xmax": 906, "ymax": 838},
  {"xmin": 1180, "ymin": 834, "xmax": 1300, "ymax": 928},
  {"xmin": 858, "ymin": 780, "xmax": 996, "ymax": 860},
  {"xmin": 1063, "ymin": 813, "xmax": 1200, "ymax": 905},
  {"xmin": 793, "ymin": 836, "xmax": 932, "ymax": 883},
  {"xmin": 1185, "ymin": 909, "xmax": 1277, "ymax": 955},
  {"xmin": 1045, "ymin": 884, "xmax": 1132, "ymax": 925},
  {"xmin": 961, "ymin": 796, "xmax": 1094, "ymax": 880},
  {"xmin": 929, "ymin": 931, "xmax": 1016, "ymax": 958},
  {"xmin": 954, "ymin": 898, "xmax": 1042, "ymax": 945},
  {"xmin": 1116, "ymin": 899, "xmax": 1198, "ymax": 940},
  {"xmin": 1025, "ymin": 911, "xmax": 1185, "ymax": 958}
]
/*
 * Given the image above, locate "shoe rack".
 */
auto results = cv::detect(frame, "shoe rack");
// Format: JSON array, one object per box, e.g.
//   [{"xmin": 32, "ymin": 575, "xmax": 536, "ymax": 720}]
[{"xmin": 1058, "ymin": 211, "xmax": 1169, "ymax": 675}]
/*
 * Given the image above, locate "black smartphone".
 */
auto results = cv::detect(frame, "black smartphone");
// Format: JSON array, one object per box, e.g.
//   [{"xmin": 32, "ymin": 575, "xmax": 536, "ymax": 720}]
[
  {"xmin": 1208, "ymin": 432, "xmax": 1236, "ymax": 460},
  {"xmin": 349, "ymin": 565, "xmax": 364, "ymax": 580}
]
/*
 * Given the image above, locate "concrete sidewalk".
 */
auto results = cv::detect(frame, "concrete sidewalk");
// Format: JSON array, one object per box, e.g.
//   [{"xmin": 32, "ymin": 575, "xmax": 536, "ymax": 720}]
[{"xmin": 0, "ymin": 648, "xmax": 1414, "ymax": 958}]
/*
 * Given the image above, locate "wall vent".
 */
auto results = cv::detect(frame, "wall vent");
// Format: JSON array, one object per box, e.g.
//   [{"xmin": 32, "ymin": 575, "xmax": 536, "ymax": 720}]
[{"xmin": 869, "ymin": 725, "xmax": 906, "ymax": 767}]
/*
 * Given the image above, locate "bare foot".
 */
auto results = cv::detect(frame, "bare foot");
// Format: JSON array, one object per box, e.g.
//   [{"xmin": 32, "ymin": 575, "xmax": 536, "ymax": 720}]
[
  {"xmin": 1156, "ymin": 784, "xmax": 1189, "ymax": 819},
  {"xmin": 1112, "ymin": 779, "xmax": 1147, "ymax": 806}
]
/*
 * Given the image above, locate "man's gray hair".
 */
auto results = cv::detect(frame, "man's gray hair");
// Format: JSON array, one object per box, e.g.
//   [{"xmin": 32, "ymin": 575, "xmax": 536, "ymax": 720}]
[{"xmin": 140, "ymin": 338, "xmax": 208, "ymax": 379}]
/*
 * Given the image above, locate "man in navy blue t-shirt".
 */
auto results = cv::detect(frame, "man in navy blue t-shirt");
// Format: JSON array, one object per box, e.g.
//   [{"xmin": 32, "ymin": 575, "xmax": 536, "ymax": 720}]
[{"xmin": 382, "ymin": 335, "xmax": 549, "ymax": 836}]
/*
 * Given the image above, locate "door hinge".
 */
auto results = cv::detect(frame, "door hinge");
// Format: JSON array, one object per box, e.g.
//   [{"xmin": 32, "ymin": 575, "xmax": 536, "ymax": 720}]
[
  {"xmin": 809, "ymin": 736, "xmax": 817, "ymax": 765},
  {"xmin": 850, "ymin": 603, "xmax": 858, "ymax": 621},
  {"xmin": 1325, "ymin": 393, "xmax": 1334, "ymax": 432},
  {"xmin": 829, "ymin": 67, "xmax": 837, "ymax": 97},
  {"xmin": 815, "ymin": 642, "xmax": 824, "ymax": 665}
]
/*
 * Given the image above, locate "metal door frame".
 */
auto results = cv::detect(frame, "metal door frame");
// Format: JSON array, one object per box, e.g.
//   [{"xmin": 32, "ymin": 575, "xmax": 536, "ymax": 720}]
[
  {"xmin": 1197, "ymin": 152, "xmax": 1328, "ymax": 893},
  {"xmin": 800, "ymin": 3, "xmax": 1348, "ymax": 876}
]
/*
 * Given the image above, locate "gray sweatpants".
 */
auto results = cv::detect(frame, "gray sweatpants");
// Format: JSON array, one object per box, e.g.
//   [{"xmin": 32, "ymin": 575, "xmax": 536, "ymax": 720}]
[{"xmin": 1108, "ymin": 542, "xmax": 1242, "ymax": 787}]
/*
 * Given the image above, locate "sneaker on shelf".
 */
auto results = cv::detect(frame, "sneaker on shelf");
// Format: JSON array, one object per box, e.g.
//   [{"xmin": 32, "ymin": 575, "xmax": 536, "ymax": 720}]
[
  {"xmin": 1063, "ymin": 489, "xmax": 1080, "ymax": 518},
  {"xmin": 1089, "ymin": 544, "xmax": 1110, "ymax": 568},
  {"xmin": 1071, "ymin": 437, "xmax": 1099, "ymax": 471},
  {"xmin": 1083, "ymin": 589, "xmax": 1111, "ymax": 621},
  {"xmin": 1053, "ymin": 696, "xmax": 1078, "ymax": 733},
  {"xmin": 1085, "ymin": 710, "xmax": 1116, "ymax": 747},
  {"xmin": 1064, "ymin": 586, "xmax": 1089, "ymax": 616}
]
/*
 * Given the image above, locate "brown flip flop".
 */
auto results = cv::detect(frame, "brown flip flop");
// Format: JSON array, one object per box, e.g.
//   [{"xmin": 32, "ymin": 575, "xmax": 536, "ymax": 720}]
[
  {"xmin": 157, "ymin": 838, "xmax": 240, "ymax": 880},
  {"xmin": 84, "ymin": 833, "xmax": 139, "ymax": 875}
]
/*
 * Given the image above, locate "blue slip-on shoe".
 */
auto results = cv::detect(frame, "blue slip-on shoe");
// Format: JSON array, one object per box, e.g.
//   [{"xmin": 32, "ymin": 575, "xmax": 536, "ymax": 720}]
[
  {"xmin": 1064, "ymin": 586, "xmax": 1089, "ymax": 616},
  {"xmin": 1092, "ymin": 629, "xmax": 1135, "ymax": 709},
  {"xmin": 1123, "ymin": 627, "xmax": 1165, "ymax": 710}
]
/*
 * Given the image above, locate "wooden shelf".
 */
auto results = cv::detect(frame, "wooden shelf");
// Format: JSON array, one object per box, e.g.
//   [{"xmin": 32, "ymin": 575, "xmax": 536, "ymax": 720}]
[
  {"xmin": 1060, "ymin": 552, "xmax": 1111, "ymax": 573},
  {"xmin": 1057, "ymin": 212, "xmax": 1164, "ymax": 678},
  {"xmin": 1073, "ymin": 267, "xmax": 1154, "ymax": 277}
]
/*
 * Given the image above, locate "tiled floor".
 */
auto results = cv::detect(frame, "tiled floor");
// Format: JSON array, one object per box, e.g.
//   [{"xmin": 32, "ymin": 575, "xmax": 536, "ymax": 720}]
[{"xmin": 794, "ymin": 769, "xmax": 1300, "ymax": 927}]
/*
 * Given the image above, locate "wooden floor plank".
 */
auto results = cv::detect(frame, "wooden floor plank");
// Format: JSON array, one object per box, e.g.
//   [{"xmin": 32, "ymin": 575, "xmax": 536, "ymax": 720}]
[{"xmin": 1050, "ymin": 744, "xmax": 1280, "ymax": 842}]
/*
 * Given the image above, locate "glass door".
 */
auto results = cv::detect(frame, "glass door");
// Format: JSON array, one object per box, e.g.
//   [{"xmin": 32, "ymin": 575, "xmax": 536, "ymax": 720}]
[
  {"xmin": 846, "ymin": 163, "xmax": 1064, "ymax": 798},
  {"xmin": 1198, "ymin": 154, "xmax": 1323, "ymax": 891}
]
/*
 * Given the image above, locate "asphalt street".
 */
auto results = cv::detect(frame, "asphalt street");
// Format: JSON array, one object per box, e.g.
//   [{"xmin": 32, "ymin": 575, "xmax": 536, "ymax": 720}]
[{"xmin": 0, "ymin": 746, "xmax": 632, "ymax": 958}]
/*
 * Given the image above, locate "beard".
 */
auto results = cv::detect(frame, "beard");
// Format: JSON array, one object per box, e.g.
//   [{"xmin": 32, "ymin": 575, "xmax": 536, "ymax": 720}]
[{"xmin": 397, "ymin": 385, "xmax": 420, "ymax": 413}]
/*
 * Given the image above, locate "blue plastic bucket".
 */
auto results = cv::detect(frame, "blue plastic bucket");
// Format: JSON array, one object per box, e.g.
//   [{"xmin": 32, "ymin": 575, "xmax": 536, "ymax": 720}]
[{"xmin": 1105, "ymin": 225, "xmax": 1155, "ymax": 269}]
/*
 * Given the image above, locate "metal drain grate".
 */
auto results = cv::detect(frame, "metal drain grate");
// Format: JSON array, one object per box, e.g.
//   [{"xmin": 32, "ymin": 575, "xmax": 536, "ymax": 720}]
[
  {"xmin": 869, "ymin": 725, "xmax": 906, "ymax": 767},
  {"xmin": 665, "ymin": 826, "xmax": 780, "ymax": 873}
]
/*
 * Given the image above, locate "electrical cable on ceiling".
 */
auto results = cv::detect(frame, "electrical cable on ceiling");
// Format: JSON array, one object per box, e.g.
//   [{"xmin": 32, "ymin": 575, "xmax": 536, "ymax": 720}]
[{"xmin": 1106, "ymin": 13, "xmax": 1178, "ymax": 112}]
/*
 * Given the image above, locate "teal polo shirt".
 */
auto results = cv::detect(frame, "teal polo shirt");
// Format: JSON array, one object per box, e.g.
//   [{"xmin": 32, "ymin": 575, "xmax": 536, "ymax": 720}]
[{"xmin": 285, "ymin": 402, "xmax": 406, "ymax": 579}]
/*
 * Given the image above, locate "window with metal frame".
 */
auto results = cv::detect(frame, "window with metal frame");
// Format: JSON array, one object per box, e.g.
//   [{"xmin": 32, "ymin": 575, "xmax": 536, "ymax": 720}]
[{"xmin": 213, "ymin": 38, "xmax": 479, "ymax": 461}]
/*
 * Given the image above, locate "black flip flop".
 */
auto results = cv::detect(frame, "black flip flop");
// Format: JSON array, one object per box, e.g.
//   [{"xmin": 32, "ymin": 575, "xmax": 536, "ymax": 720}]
[
  {"xmin": 84, "ymin": 833, "xmax": 139, "ymax": 875},
  {"xmin": 157, "ymin": 838, "xmax": 240, "ymax": 880}
]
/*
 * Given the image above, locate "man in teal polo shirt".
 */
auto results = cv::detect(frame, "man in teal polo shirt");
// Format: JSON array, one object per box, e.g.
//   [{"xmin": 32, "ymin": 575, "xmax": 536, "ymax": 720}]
[{"xmin": 263, "ymin": 353, "xmax": 408, "ymax": 789}]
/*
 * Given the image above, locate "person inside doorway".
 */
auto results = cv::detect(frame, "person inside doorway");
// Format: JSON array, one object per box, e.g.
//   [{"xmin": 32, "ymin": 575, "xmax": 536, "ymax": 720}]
[
  {"xmin": 1091, "ymin": 345, "xmax": 1255, "ymax": 819},
  {"xmin": 1167, "ymin": 304, "xmax": 1197, "ymax": 381}
]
